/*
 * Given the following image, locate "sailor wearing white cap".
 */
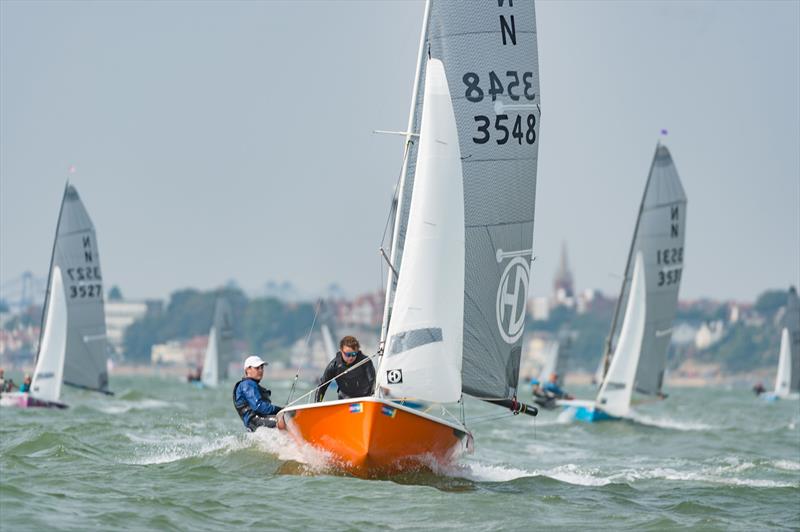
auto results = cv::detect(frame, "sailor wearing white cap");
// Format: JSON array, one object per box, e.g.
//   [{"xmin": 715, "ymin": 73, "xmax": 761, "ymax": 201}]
[{"xmin": 233, "ymin": 355, "xmax": 282, "ymax": 430}]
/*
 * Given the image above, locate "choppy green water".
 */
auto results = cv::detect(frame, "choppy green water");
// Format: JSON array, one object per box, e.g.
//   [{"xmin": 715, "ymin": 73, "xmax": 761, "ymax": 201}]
[{"xmin": 1, "ymin": 376, "xmax": 798, "ymax": 531}]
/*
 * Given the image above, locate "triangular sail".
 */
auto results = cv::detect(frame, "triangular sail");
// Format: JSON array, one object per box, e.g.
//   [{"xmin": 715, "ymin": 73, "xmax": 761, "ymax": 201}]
[
  {"xmin": 201, "ymin": 297, "xmax": 234, "ymax": 387},
  {"xmin": 377, "ymin": 58, "xmax": 465, "ymax": 404},
  {"xmin": 383, "ymin": 0, "xmax": 541, "ymax": 404},
  {"xmin": 42, "ymin": 184, "xmax": 110, "ymax": 393},
  {"xmin": 775, "ymin": 328, "xmax": 792, "ymax": 398},
  {"xmin": 201, "ymin": 326, "xmax": 219, "ymax": 387},
  {"xmin": 538, "ymin": 341, "xmax": 560, "ymax": 385},
  {"xmin": 321, "ymin": 324, "xmax": 337, "ymax": 358},
  {"xmin": 601, "ymin": 145, "xmax": 687, "ymax": 397},
  {"xmin": 784, "ymin": 286, "xmax": 800, "ymax": 394},
  {"xmin": 30, "ymin": 266, "xmax": 68, "ymax": 403},
  {"xmin": 596, "ymin": 252, "xmax": 647, "ymax": 417}
]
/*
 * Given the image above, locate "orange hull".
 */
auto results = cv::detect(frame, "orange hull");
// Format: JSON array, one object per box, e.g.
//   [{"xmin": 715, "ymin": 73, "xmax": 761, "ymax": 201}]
[{"xmin": 278, "ymin": 398, "xmax": 470, "ymax": 477}]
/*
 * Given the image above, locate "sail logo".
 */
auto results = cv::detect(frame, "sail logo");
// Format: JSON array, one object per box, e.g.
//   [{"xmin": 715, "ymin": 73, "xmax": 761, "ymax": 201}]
[
  {"xmin": 495, "ymin": 249, "xmax": 532, "ymax": 344},
  {"xmin": 386, "ymin": 369, "xmax": 403, "ymax": 384}
]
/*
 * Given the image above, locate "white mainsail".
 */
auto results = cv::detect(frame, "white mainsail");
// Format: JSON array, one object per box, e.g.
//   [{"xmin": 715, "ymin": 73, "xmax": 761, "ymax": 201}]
[
  {"xmin": 37, "ymin": 184, "xmax": 110, "ymax": 394},
  {"xmin": 201, "ymin": 297, "xmax": 234, "ymax": 387},
  {"xmin": 774, "ymin": 328, "xmax": 792, "ymax": 398},
  {"xmin": 201, "ymin": 326, "xmax": 219, "ymax": 387},
  {"xmin": 321, "ymin": 324, "xmax": 336, "ymax": 357},
  {"xmin": 538, "ymin": 341, "xmax": 560, "ymax": 385},
  {"xmin": 30, "ymin": 266, "xmax": 68, "ymax": 403},
  {"xmin": 378, "ymin": 58, "xmax": 465, "ymax": 404},
  {"xmin": 596, "ymin": 252, "xmax": 647, "ymax": 417}
]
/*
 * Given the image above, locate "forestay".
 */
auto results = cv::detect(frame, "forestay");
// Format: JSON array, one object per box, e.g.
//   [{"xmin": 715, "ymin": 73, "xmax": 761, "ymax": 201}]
[
  {"xmin": 31, "ymin": 267, "xmax": 68, "ymax": 403},
  {"xmin": 604, "ymin": 145, "xmax": 687, "ymax": 397},
  {"xmin": 378, "ymin": 58, "xmax": 465, "ymax": 404},
  {"xmin": 41, "ymin": 185, "xmax": 110, "ymax": 393},
  {"xmin": 386, "ymin": 0, "xmax": 541, "ymax": 403}
]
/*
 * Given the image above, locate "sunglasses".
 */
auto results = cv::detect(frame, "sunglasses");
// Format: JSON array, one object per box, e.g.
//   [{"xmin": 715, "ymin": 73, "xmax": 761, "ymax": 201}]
[{"xmin": 342, "ymin": 351, "xmax": 358, "ymax": 357}]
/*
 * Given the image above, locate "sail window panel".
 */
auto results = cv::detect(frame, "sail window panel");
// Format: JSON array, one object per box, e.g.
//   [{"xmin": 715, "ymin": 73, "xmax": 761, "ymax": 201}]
[{"xmin": 388, "ymin": 327, "xmax": 443, "ymax": 357}]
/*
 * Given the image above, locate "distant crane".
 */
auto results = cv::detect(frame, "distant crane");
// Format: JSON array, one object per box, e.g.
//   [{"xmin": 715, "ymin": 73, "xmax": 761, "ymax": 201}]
[{"xmin": 0, "ymin": 271, "xmax": 47, "ymax": 312}]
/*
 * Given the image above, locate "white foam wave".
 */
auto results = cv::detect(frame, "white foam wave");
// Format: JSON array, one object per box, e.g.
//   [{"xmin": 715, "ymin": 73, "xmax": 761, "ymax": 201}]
[
  {"xmin": 628, "ymin": 413, "xmax": 715, "ymax": 431},
  {"xmin": 434, "ymin": 460, "xmax": 610, "ymax": 486},
  {"xmin": 616, "ymin": 467, "xmax": 796, "ymax": 488},
  {"xmin": 437, "ymin": 457, "xmax": 798, "ymax": 489},
  {"xmin": 250, "ymin": 427, "xmax": 334, "ymax": 473},
  {"xmin": 771, "ymin": 459, "xmax": 800, "ymax": 471},
  {"xmin": 126, "ymin": 434, "xmax": 249, "ymax": 465},
  {"xmin": 95, "ymin": 399, "xmax": 181, "ymax": 415},
  {"xmin": 542, "ymin": 464, "xmax": 611, "ymax": 486}
]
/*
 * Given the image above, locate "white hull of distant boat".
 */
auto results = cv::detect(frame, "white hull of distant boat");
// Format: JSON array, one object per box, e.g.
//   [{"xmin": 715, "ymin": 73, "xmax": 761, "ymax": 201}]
[{"xmin": 0, "ymin": 392, "xmax": 68, "ymax": 409}]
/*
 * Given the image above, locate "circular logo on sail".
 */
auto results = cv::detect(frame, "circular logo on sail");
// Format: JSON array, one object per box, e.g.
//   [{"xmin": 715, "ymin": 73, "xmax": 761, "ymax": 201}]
[
  {"xmin": 496, "ymin": 256, "xmax": 530, "ymax": 344},
  {"xmin": 386, "ymin": 369, "xmax": 403, "ymax": 384}
]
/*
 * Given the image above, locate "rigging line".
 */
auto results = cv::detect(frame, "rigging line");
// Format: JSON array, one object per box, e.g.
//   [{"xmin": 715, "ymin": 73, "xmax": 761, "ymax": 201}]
[
  {"xmin": 286, "ymin": 298, "xmax": 322, "ymax": 404},
  {"xmin": 285, "ymin": 351, "xmax": 381, "ymax": 408},
  {"xmin": 466, "ymin": 412, "xmax": 517, "ymax": 428},
  {"xmin": 379, "ymin": 140, "xmax": 412, "ymax": 248}
]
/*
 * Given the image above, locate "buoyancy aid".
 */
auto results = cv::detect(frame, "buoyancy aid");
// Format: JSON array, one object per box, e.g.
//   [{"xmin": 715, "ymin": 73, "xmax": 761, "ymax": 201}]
[{"xmin": 232, "ymin": 378, "xmax": 272, "ymax": 423}]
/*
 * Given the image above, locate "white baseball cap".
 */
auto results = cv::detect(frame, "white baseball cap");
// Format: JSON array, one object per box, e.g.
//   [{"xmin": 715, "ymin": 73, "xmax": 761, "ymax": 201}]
[{"xmin": 243, "ymin": 355, "xmax": 267, "ymax": 370}]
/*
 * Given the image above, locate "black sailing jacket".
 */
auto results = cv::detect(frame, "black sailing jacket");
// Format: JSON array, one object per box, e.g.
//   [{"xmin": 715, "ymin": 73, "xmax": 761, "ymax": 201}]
[{"xmin": 315, "ymin": 351, "xmax": 376, "ymax": 402}]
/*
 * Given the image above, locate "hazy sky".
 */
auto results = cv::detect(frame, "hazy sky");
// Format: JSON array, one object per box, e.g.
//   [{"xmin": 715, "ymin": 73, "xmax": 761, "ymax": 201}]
[{"xmin": 1, "ymin": 0, "xmax": 798, "ymax": 303}]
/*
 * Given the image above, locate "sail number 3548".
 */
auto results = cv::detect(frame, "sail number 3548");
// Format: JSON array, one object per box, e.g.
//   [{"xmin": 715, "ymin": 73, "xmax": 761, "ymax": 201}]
[{"xmin": 463, "ymin": 71, "xmax": 537, "ymax": 145}]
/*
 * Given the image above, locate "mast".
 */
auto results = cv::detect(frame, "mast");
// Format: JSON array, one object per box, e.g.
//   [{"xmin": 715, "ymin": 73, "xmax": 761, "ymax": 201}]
[
  {"xmin": 599, "ymin": 143, "xmax": 661, "ymax": 379},
  {"xmin": 35, "ymin": 182, "xmax": 70, "ymax": 364},
  {"xmin": 378, "ymin": 0, "xmax": 432, "ymax": 351}
]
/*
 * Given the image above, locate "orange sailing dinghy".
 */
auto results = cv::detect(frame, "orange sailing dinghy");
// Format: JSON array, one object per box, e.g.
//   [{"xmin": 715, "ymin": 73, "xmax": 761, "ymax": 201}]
[{"xmin": 278, "ymin": 0, "xmax": 542, "ymax": 478}]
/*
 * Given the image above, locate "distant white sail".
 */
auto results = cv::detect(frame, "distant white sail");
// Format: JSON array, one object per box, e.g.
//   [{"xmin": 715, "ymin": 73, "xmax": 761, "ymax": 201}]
[
  {"xmin": 30, "ymin": 267, "xmax": 68, "ymax": 403},
  {"xmin": 38, "ymin": 184, "xmax": 109, "ymax": 393},
  {"xmin": 596, "ymin": 252, "xmax": 647, "ymax": 418},
  {"xmin": 378, "ymin": 58, "xmax": 465, "ymax": 404},
  {"xmin": 774, "ymin": 328, "xmax": 791, "ymax": 398},
  {"xmin": 201, "ymin": 326, "xmax": 219, "ymax": 387},
  {"xmin": 321, "ymin": 323, "xmax": 337, "ymax": 357},
  {"xmin": 538, "ymin": 341, "xmax": 561, "ymax": 385},
  {"xmin": 201, "ymin": 297, "xmax": 234, "ymax": 387}
]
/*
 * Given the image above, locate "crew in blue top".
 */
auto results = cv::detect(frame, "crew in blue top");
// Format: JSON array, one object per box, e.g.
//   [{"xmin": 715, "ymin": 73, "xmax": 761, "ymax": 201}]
[
  {"xmin": 18, "ymin": 374, "xmax": 32, "ymax": 393},
  {"xmin": 543, "ymin": 372, "xmax": 573, "ymax": 400},
  {"xmin": 233, "ymin": 355, "xmax": 282, "ymax": 431}
]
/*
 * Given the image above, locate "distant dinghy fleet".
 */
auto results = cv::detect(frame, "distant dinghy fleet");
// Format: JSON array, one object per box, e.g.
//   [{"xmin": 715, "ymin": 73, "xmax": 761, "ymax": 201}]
[{"xmin": 1, "ymin": 0, "xmax": 797, "ymax": 481}]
